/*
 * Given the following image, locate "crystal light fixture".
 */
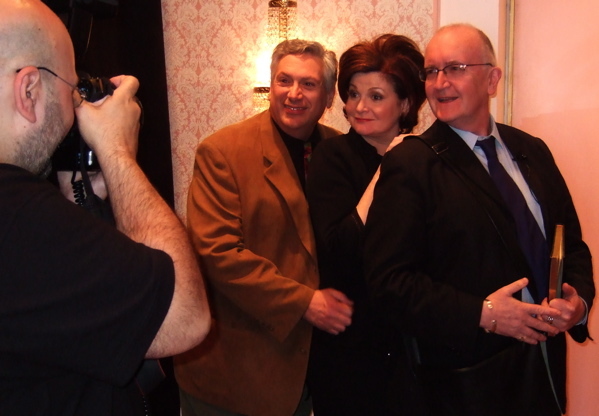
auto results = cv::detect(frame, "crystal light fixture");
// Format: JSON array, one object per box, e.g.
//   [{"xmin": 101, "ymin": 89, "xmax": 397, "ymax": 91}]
[
  {"xmin": 267, "ymin": 0, "xmax": 297, "ymax": 45},
  {"xmin": 254, "ymin": 1, "xmax": 298, "ymax": 111}
]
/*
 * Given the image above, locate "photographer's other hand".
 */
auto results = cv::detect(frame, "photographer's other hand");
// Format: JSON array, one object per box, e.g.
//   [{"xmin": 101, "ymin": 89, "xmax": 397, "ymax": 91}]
[{"xmin": 75, "ymin": 75, "xmax": 142, "ymax": 162}]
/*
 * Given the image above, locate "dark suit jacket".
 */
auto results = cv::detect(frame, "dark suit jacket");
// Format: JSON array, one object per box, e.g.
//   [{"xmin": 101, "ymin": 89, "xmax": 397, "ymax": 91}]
[
  {"xmin": 363, "ymin": 120, "xmax": 594, "ymax": 415},
  {"xmin": 174, "ymin": 110, "xmax": 340, "ymax": 416}
]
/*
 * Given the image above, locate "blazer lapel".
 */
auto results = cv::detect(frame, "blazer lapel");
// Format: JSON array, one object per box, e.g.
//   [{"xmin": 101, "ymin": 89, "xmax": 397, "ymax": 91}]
[
  {"xmin": 426, "ymin": 121, "xmax": 510, "ymax": 212},
  {"xmin": 498, "ymin": 125, "xmax": 550, "ymax": 234},
  {"xmin": 258, "ymin": 111, "xmax": 317, "ymax": 260}
]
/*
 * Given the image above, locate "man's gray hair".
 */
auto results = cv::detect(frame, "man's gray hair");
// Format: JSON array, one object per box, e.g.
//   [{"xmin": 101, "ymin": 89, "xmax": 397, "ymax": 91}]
[{"xmin": 270, "ymin": 39, "xmax": 338, "ymax": 94}]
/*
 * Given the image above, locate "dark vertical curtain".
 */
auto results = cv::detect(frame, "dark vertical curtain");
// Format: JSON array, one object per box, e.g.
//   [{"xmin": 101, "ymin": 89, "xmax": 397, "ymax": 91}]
[{"xmin": 45, "ymin": 0, "xmax": 175, "ymax": 207}]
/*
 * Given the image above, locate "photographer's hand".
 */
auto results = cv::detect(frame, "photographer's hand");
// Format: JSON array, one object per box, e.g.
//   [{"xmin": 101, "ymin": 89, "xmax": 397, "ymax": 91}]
[{"xmin": 76, "ymin": 75, "xmax": 142, "ymax": 160}]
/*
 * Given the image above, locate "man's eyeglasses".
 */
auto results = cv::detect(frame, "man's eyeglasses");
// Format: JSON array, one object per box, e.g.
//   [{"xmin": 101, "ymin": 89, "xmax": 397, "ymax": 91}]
[
  {"xmin": 16, "ymin": 66, "xmax": 86, "ymax": 108},
  {"xmin": 418, "ymin": 63, "xmax": 493, "ymax": 82}
]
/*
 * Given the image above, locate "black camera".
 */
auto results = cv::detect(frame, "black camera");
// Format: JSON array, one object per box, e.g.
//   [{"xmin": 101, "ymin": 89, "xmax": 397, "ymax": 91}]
[{"xmin": 51, "ymin": 74, "xmax": 115, "ymax": 172}]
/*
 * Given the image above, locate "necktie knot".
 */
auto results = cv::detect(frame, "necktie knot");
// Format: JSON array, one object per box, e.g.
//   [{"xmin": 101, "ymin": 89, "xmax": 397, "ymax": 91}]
[{"xmin": 476, "ymin": 136, "xmax": 498, "ymax": 159}]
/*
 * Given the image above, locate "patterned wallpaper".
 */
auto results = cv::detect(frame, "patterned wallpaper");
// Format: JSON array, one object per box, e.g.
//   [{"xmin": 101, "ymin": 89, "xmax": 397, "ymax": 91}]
[{"xmin": 161, "ymin": 0, "xmax": 436, "ymax": 219}]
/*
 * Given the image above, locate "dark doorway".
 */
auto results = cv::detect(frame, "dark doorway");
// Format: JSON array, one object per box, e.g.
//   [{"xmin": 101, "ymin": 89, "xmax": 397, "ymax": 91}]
[{"xmin": 44, "ymin": 0, "xmax": 175, "ymax": 206}]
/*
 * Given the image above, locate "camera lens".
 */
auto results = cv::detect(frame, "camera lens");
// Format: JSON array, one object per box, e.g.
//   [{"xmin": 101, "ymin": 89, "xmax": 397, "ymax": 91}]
[{"xmin": 78, "ymin": 77, "xmax": 115, "ymax": 102}]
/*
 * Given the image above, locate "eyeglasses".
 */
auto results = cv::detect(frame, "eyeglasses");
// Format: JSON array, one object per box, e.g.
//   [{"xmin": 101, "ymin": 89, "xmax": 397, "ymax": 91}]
[
  {"xmin": 418, "ymin": 63, "xmax": 493, "ymax": 82},
  {"xmin": 16, "ymin": 66, "xmax": 86, "ymax": 108}
]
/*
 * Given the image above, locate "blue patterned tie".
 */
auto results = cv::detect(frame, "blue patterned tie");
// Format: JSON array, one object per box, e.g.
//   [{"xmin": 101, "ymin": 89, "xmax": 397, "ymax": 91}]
[{"xmin": 476, "ymin": 137, "xmax": 549, "ymax": 302}]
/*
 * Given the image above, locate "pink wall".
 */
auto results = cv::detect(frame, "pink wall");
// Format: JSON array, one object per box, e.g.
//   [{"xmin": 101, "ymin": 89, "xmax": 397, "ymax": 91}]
[{"xmin": 512, "ymin": 1, "xmax": 599, "ymax": 415}]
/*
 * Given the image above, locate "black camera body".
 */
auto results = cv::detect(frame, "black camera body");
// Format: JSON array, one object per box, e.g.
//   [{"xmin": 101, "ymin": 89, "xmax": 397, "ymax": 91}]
[
  {"xmin": 51, "ymin": 75, "xmax": 115, "ymax": 172},
  {"xmin": 78, "ymin": 75, "xmax": 115, "ymax": 102}
]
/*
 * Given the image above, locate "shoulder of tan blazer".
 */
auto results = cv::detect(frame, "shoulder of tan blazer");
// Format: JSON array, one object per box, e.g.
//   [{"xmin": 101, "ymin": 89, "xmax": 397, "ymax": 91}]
[
  {"xmin": 199, "ymin": 110, "xmax": 267, "ymax": 149},
  {"xmin": 199, "ymin": 110, "xmax": 288, "ymax": 166}
]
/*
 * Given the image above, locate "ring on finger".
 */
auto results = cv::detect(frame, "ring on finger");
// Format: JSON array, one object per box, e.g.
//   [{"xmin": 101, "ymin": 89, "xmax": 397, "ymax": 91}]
[
  {"xmin": 518, "ymin": 336, "xmax": 525, "ymax": 342},
  {"xmin": 546, "ymin": 316, "xmax": 554, "ymax": 324}
]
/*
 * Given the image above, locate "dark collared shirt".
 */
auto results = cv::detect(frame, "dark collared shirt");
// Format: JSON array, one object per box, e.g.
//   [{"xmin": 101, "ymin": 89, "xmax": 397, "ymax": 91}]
[{"xmin": 274, "ymin": 120, "xmax": 322, "ymax": 193}]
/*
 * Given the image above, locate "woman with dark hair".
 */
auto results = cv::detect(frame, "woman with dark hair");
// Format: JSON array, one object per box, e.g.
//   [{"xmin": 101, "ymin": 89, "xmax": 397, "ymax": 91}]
[{"xmin": 306, "ymin": 34, "xmax": 427, "ymax": 415}]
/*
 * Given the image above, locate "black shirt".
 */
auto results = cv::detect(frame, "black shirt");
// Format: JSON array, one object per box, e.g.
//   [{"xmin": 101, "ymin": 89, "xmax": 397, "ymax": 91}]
[{"xmin": 274, "ymin": 120, "xmax": 322, "ymax": 192}]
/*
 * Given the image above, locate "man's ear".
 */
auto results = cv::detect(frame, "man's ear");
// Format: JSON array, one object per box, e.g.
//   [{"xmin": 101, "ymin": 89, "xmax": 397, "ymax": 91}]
[
  {"xmin": 14, "ymin": 67, "xmax": 41, "ymax": 123},
  {"xmin": 487, "ymin": 66, "xmax": 503, "ymax": 97},
  {"xmin": 326, "ymin": 90, "xmax": 335, "ymax": 109}
]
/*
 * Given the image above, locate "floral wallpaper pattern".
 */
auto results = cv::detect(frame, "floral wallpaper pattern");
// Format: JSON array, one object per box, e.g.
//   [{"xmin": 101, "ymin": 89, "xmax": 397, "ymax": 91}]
[{"xmin": 161, "ymin": 0, "xmax": 436, "ymax": 219}]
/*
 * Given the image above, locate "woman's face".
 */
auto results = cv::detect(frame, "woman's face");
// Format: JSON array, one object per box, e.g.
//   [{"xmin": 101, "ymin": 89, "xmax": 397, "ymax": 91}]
[{"xmin": 345, "ymin": 71, "xmax": 405, "ymax": 143}]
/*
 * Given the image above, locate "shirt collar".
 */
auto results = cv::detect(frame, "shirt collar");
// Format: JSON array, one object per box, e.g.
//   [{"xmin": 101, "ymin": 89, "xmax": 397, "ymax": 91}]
[{"xmin": 449, "ymin": 116, "xmax": 501, "ymax": 150}]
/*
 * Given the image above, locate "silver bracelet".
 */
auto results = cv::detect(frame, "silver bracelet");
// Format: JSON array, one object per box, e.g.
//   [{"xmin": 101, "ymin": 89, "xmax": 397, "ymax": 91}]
[{"xmin": 484, "ymin": 299, "xmax": 497, "ymax": 334}]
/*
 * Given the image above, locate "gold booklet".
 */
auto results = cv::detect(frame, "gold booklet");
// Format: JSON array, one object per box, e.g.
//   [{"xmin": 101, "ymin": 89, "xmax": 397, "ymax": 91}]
[{"xmin": 548, "ymin": 224, "xmax": 564, "ymax": 301}]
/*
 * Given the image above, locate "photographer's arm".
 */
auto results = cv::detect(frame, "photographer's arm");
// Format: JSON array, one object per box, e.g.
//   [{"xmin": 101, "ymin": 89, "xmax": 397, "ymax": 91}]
[{"xmin": 75, "ymin": 75, "xmax": 210, "ymax": 358}]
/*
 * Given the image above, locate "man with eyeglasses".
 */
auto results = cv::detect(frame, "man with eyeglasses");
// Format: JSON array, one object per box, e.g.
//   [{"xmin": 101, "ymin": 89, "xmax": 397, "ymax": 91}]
[
  {"xmin": 363, "ymin": 23, "xmax": 593, "ymax": 415},
  {"xmin": 0, "ymin": 1, "xmax": 210, "ymax": 415}
]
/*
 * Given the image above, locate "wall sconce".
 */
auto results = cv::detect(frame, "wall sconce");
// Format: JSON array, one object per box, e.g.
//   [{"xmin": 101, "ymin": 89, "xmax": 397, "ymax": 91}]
[
  {"xmin": 253, "ymin": 0, "xmax": 298, "ymax": 111},
  {"xmin": 267, "ymin": 0, "xmax": 297, "ymax": 45},
  {"xmin": 252, "ymin": 86, "xmax": 271, "ymax": 111}
]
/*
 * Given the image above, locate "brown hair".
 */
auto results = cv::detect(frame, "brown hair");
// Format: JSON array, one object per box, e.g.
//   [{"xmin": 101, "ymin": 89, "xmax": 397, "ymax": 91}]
[{"xmin": 338, "ymin": 34, "xmax": 426, "ymax": 134}]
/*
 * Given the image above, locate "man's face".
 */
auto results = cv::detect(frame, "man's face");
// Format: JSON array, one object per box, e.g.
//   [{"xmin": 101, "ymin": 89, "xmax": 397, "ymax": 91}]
[
  {"xmin": 424, "ymin": 27, "xmax": 501, "ymax": 136},
  {"xmin": 269, "ymin": 54, "xmax": 333, "ymax": 140}
]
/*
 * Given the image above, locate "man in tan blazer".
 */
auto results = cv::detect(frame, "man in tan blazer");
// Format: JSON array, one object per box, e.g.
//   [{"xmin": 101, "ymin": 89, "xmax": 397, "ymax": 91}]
[{"xmin": 175, "ymin": 39, "xmax": 353, "ymax": 416}]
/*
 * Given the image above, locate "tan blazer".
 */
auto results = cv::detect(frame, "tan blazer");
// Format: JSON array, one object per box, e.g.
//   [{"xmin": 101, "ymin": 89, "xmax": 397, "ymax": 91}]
[{"xmin": 174, "ymin": 110, "xmax": 340, "ymax": 416}]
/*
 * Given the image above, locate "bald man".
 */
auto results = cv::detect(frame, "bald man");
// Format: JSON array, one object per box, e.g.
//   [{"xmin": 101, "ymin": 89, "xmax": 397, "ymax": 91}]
[{"xmin": 0, "ymin": 1, "xmax": 210, "ymax": 414}]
